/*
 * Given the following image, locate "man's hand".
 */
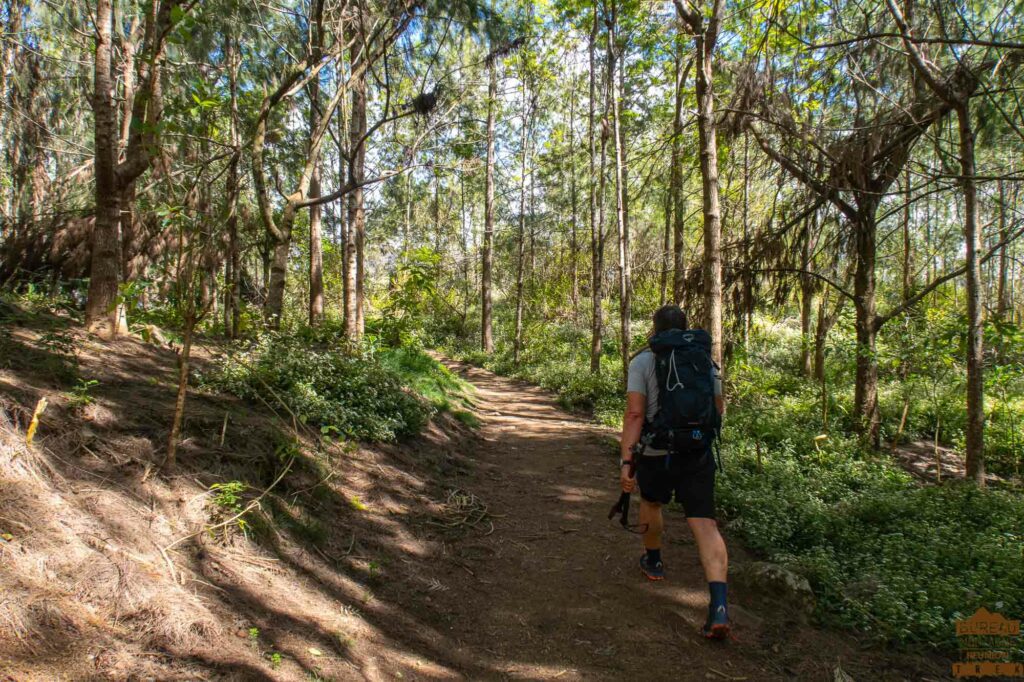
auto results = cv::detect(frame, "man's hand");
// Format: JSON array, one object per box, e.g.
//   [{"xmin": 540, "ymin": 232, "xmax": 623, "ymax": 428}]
[{"xmin": 620, "ymin": 462, "xmax": 637, "ymax": 493}]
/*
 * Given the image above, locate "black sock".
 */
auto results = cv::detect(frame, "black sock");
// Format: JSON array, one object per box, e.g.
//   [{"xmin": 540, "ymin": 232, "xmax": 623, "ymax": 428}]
[
  {"xmin": 709, "ymin": 581, "xmax": 728, "ymax": 611},
  {"xmin": 646, "ymin": 548, "xmax": 661, "ymax": 564}
]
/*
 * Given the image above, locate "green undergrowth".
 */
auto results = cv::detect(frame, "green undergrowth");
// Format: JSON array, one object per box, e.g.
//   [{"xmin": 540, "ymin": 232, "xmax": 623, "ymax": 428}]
[
  {"xmin": 446, "ymin": 319, "xmax": 1024, "ymax": 655},
  {"xmin": 198, "ymin": 328, "xmax": 474, "ymax": 442},
  {"xmin": 377, "ymin": 346, "xmax": 478, "ymax": 426},
  {"xmin": 717, "ymin": 432, "xmax": 1024, "ymax": 655}
]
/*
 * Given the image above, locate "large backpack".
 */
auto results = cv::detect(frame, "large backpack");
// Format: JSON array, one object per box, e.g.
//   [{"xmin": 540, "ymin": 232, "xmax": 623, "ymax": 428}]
[{"xmin": 642, "ymin": 328, "xmax": 720, "ymax": 466}]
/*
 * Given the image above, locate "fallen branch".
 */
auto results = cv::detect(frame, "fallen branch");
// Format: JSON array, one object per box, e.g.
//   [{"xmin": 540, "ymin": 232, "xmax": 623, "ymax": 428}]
[
  {"xmin": 154, "ymin": 540, "xmax": 179, "ymax": 584},
  {"xmin": 162, "ymin": 454, "xmax": 294, "ymax": 553}
]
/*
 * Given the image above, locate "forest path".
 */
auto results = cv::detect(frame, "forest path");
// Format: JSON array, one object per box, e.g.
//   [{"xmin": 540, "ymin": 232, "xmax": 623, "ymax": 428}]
[{"xmin": 428, "ymin": 359, "xmax": 947, "ymax": 682}]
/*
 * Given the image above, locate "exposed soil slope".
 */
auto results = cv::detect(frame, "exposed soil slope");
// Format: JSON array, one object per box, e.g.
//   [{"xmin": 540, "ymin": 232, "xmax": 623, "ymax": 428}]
[{"xmin": 0, "ymin": 314, "xmax": 950, "ymax": 680}]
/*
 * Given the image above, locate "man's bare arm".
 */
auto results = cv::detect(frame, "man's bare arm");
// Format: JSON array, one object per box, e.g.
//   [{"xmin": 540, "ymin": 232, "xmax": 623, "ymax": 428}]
[
  {"xmin": 621, "ymin": 392, "xmax": 646, "ymax": 460},
  {"xmin": 620, "ymin": 392, "xmax": 646, "ymax": 493}
]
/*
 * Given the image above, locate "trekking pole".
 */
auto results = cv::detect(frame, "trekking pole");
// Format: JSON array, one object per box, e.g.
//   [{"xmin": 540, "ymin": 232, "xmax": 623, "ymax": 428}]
[{"xmin": 608, "ymin": 441, "xmax": 648, "ymax": 533}]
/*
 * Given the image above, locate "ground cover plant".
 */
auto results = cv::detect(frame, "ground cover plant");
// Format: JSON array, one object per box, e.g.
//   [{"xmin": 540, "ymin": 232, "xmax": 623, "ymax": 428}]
[{"xmin": 199, "ymin": 328, "xmax": 472, "ymax": 443}]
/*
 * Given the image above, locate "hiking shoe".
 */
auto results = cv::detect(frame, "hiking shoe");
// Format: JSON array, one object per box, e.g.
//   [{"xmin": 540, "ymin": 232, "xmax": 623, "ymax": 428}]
[
  {"xmin": 702, "ymin": 605, "xmax": 731, "ymax": 640},
  {"xmin": 639, "ymin": 554, "xmax": 665, "ymax": 581}
]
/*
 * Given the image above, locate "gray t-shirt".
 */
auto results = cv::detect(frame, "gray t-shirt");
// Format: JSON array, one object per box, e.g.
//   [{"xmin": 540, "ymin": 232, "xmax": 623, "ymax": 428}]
[{"xmin": 627, "ymin": 349, "xmax": 722, "ymax": 434}]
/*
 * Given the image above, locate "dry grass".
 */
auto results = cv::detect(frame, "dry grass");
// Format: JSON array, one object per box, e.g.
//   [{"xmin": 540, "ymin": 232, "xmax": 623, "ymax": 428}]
[
  {"xmin": 0, "ymin": 318, "xmax": 482, "ymax": 680},
  {"xmin": 0, "ymin": 414, "xmax": 223, "ymax": 676}
]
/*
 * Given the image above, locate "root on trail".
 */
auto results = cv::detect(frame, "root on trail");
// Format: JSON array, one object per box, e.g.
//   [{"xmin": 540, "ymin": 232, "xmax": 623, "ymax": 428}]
[{"xmin": 424, "ymin": 487, "xmax": 494, "ymax": 536}]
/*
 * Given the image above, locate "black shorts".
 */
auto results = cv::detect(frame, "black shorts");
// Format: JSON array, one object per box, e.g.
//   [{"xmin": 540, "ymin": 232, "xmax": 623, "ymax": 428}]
[{"xmin": 636, "ymin": 453, "xmax": 716, "ymax": 519}]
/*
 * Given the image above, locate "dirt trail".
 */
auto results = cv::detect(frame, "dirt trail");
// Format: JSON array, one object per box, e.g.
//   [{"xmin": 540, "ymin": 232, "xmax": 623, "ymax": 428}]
[
  {"xmin": 428, "ymin": 361, "xmax": 949, "ymax": 682},
  {"xmin": 0, "ymin": 316, "xmax": 950, "ymax": 681}
]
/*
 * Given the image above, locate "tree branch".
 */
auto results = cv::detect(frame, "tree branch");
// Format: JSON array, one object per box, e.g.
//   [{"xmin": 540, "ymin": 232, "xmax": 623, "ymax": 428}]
[{"xmin": 876, "ymin": 221, "xmax": 1024, "ymax": 328}]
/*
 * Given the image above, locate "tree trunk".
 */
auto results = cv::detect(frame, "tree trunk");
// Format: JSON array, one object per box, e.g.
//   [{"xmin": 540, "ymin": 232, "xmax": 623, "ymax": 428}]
[
  {"xmin": 223, "ymin": 254, "xmax": 231, "ymax": 334},
  {"xmin": 902, "ymin": 166, "xmax": 913, "ymax": 302},
  {"xmin": 116, "ymin": 4, "xmax": 138, "ymax": 156},
  {"xmin": 814, "ymin": 296, "xmax": 828, "ymax": 383},
  {"xmin": 460, "ymin": 172, "xmax": 471, "ymax": 329},
  {"xmin": 661, "ymin": 188, "xmax": 671, "ymax": 305},
  {"xmin": 0, "ymin": 0, "xmax": 25, "ymax": 219},
  {"xmin": 260, "ymin": 238, "xmax": 271, "ymax": 294},
  {"xmin": 403, "ymin": 172, "xmax": 413, "ymax": 250},
  {"xmin": 693, "ymin": 14, "xmax": 723, "ymax": 365},
  {"xmin": 432, "ymin": 171, "xmax": 441, "ymax": 252},
  {"xmin": 513, "ymin": 81, "xmax": 530, "ymax": 366},
  {"xmin": 742, "ymin": 132, "xmax": 751, "ymax": 343},
  {"xmin": 346, "ymin": 31, "xmax": 368, "ymax": 339},
  {"xmin": 528, "ymin": 151, "xmax": 536, "ymax": 281},
  {"xmin": 800, "ymin": 221, "xmax": 814, "ymax": 378},
  {"xmin": 165, "ymin": 317, "xmax": 194, "ymax": 469},
  {"xmin": 308, "ymin": 63, "xmax": 324, "ymax": 326},
  {"xmin": 607, "ymin": 0, "xmax": 631, "ymax": 387},
  {"xmin": 308, "ymin": 190, "xmax": 323, "ymax": 323},
  {"xmin": 354, "ymin": 102, "xmax": 366, "ymax": 334},
  {"xmin": 671, "ymin": 41, "xmax": 686, "ymax": 306},
  {"xmin": 225, "ymin": 32, "xmax": 241, "ymax": 338},
  {"xmin": 481, "ymin": 59, "xmax": 496, "ymax": 353},
  {"xmin": 265, "ymin": 202, "xmax": 296, "ymax": 325},
  {"xmin": 119, "ymin": 182, "xmax": 138, "ymax": 281},
  {"xmin": 957, "ymin": 103, "xmax": 985, "ymax": 485},
  {"xmin": 343, "ymin": 192, "xmax": 358, "ymax": 334},
  {"xmin": 996, "ymin": 178, "xmax": 1009, "ymax": 321},
  {"xmin": 85, "ymin": 0, "xmax": 127, "ymax": 338},
  {"xmin": 588, "ymin": 7, "xmax": 604, "ymax": 374},
  {"xmin": 339, "ymin": 106, "xmax": 351, "ymax": 323},
  {"xmin": 568, "ymin": 75, "xmax": 579, "ymax": 318},
  {"xmin": 852, "ymin": 212, "xmax": 880, "ymax": 448},
  {"xmin": 87, "ymin": 0, "xmax": 182, "ymax": 336}
]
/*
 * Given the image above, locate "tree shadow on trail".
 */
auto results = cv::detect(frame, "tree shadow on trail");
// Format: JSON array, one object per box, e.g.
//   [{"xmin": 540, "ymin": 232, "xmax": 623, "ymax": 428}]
[
  {"xmin": 0, "ymin": 310, "xmax": 954, "ymax": 681},
  {"xmin": 0, "ymin": 311, "xmax": 581, "ymax": 679}
]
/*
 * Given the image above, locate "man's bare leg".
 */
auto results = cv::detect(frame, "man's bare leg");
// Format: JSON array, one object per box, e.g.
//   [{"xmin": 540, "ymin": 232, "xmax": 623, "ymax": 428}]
[
  {"xmin": 686, "ymin": 517, "xmax": 727, "ymax": 582},
  {"xmin": 688, "ymin": 516, "xmax": 730, "ymax": 638},
  {"xmin": 638, "ymin": 500, "xmax": 665, "ymax": 579},
  {"xmin": 640, "ymin": 499, "xmax": 663, "ymax": 549}
]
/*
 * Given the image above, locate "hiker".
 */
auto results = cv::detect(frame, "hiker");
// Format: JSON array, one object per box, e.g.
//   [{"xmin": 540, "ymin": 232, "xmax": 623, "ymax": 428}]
[{"xmin": 619, "ymin": 304, "xmax": 730, "ymax": 640}]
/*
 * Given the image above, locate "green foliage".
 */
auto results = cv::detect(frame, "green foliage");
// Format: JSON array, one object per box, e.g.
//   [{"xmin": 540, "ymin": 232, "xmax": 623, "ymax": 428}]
[
  {"xmin": 66, "ymin": 379, "xmax": 99, "ymax": 408},
  {"xmin": 198, "ymin": 329, "xmax": 458, "ymax": 442},
  {"xmin": 0, "ymin": 290, "xmax": 82, "ymax": 383},
  {"xmin": 719, "ymin": 438, "xmax": 1024, "ymax": 654},
  {"xmin": 377, "ymin": 345, "xmax": 475, "ymax": 413},
  {"xmin": 210, "ymin": 480, "xmax": 250, "ymax": 534},
  {"xmin": 211, "ymin": 480, "xmax": 247, "ymax": 512},
  {"xmin": 717, "ymin": 338, "xmax": 1024, "ymax": 655},
  {"xmin": 375, "ymin": 247, "xmax": 446, "ymax": 347}
]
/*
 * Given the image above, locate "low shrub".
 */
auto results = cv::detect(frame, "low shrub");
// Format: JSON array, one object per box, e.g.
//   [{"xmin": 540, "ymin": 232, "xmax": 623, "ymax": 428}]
[
  {"xmin": 377, "ymin": 345, "xmax": 475, "ymax": 413},
  {"xmin": 719, "ymin": 439, "xmax": 1024, "ymax": 653},
  {"xmin": 198, "ymin": 331, "xmax": 433, "ymax": 442}
]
